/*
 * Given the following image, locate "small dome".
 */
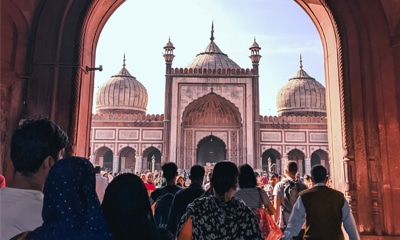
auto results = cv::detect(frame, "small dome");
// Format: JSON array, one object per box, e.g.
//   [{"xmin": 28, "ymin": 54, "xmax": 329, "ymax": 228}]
[
  {"xmin": 276, "ymin": 57, "xmax": 326, "ymax": 116},
  {"xmin": 164, "ymin": 38, "xmax": 175, "ymax": 49},
  {"xmin": 186, "ymin": 23, "xmax": 241, "ymax": 69},
  {"xmin": 95, "ymin": 56, "xmax": 148, "ymax": 114},
  {"xmin": 250, "ymin": 38, "xmax": 260, "ymax": 49}
]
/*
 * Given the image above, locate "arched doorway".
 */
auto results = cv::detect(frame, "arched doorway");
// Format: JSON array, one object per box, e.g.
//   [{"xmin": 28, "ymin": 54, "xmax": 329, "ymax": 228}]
[
  {"xmin": 94, "ymin": 146, "xmax": 113, "ymax": 170},
  {"xmin": 262, "ymin": 148, "xmax": 281, "ymax": 173},
  {"xmin": 119, "ymin": 146, "xmax": 136, "ymax": 173},
  {"xmin": 311, "ymin": 149, "xmax": 329, "ymax": 173},
  {"xmin": 197, "ymin": 135, "xmax": 226, "ymax": 166},
  {"xmin": 143, "ymin": 147, "xmax": 162, "ymax": 172}
]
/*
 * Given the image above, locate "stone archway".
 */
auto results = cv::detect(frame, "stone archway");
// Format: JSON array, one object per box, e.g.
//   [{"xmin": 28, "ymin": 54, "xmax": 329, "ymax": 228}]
[
  {"xmin": 261, "ymin": 148, "xmax": 282, "ymax": 173},
  {"xmin": 94, "ymin": 146, "xmax": 113, "ymax": 170},
  {"xmin": 311, "ymin": 149, "xmax": 329, "ymax": 173},
  {"xmin": 118, "ymin": 146, "xmax": 136, "ymax": 173},
  {"xmin": 3, "ymin": 1, "xmax": 400, "ymax": 236},
  {"xmin": 197, "ymin": 135, "xmax": 226, "ymax": 166}
]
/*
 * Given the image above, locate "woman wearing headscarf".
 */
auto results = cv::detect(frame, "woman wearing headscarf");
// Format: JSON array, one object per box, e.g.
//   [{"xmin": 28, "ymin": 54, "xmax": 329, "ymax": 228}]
[
  {"xmin": 101, "ymin": 173, "xmax": 161, "ymax": 240},
  {"xmin": 11, "ymin": 156, "xmax": 113, "ymax": 240},
  {"xmin": 176, "ymin": 160, "xmax": 262, "ymax": 240}
]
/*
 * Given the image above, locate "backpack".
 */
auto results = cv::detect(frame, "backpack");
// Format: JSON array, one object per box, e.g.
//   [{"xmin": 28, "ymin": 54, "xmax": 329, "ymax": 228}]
[
  {"xmin": 154, "ymin": 192, "xmax": 175, "ymax": 229},
  {"xmin": 281, "ymin": 179, "xmax": 307, "ymax": 224}
]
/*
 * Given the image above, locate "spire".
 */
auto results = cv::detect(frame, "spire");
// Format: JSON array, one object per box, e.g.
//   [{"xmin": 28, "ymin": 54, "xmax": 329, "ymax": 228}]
[
  {"xmin": 300, "ymin": 54, "xmax": 303, "ymax": 69},
  {"xmin": 123, "ymin": 54, "xmax": 126, "ymax": 68},
  {"xmin": 210, "ymin": 21, "xmax": 214, "ymax": 42}
]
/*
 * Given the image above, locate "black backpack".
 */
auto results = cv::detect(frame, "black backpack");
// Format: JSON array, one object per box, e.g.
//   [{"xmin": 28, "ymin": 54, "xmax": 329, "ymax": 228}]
[
  {"xmin": 282, "ymin": 179, "xmax": 307, "ymax": 223},
  {"xmin": 154, "ymin": 192, "xmax": 175, "ymax": 229}
]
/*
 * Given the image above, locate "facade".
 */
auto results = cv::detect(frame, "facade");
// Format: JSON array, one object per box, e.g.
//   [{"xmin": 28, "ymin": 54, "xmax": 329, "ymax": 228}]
[{"xmin": 90, "ymin": 26, "xmax": 329, "ymax": 175}]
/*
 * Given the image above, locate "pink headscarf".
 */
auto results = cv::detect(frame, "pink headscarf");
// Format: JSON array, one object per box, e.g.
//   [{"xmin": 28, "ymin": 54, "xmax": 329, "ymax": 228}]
[{"xmin": 0, "ymin": 174, "xmax": 6, "ymax": 188}]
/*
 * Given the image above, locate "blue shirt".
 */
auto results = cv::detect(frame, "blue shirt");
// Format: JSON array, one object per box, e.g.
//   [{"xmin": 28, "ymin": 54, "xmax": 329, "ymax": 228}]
[{"xmin": 282, "ymin": 183, "xmax": 360, "ymax": 240}]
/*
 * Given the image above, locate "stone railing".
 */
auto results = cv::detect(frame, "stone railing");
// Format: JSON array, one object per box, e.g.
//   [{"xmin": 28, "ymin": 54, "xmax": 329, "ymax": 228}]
[{"xmin": 92, "ymin": 113, "xmax": 164, "ymax": 121}]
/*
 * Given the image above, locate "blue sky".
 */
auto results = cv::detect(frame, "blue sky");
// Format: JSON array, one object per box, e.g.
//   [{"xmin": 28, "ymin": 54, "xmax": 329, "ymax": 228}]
[{"xmin": 94, "ymin": 0, "xmax": 324, "ymax": 116}]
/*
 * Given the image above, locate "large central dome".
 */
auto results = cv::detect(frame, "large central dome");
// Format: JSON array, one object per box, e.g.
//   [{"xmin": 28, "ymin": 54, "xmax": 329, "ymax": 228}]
[
  {"xmin": 95, "ymin": 56, "xmax": 148, "ymax": 114},
  {"xmin": 186, "ymin": 23, "xmax": 241, "ymax": 69}
]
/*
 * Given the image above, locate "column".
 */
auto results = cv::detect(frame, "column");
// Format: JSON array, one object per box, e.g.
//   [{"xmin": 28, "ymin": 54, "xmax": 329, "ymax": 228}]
[
  {"xmin": 305, "ymin": 158, "xmax": 311, "ymax": 174},
  {"xmin": 135, "ymin": 155, "xmax": 143, "ymax": 174},
  {"xmin": 112, "ymin": 155, "xmax": 119, "ymax": 173},
  {"xmin": 121, "ymin": 157, "xmax": 126, "ymax": 172}
]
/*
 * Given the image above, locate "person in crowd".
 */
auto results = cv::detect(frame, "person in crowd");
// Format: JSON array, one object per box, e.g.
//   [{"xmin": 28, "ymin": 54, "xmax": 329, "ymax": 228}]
[
  {"xmin": 235, "ymin": 164, "xmax": 275, "ymax": 214},
  {"xmin": 0, "ymin": 173, "xmax": 6, "ymax": 188},
  {"xmin": 0, "ymin": 118, "xmax": 68, "ymax": 240},
  {"xmin": 168, "ymin": 165, "xmax": 205, "ymax": 235},
  {"xmin": 11, "ymin": 156, "xmax": 113, "ymax": 240},
  {"xmin": 204, "ymin": 171, "xmax": 212, "ymax": 191},
  {"xmin": 141, "ymin": 173, "xmax": 147, "ymax": 182},
  {"xmin": 150, "ymin": 162, "xmax": 181, "ymax": 204},
  {"xmin": 260, "ymin": 172, "xmax": 268, "ymax": 188},
  {"xmin": 273, "ymin": 161, "xmax": 308, "ymax": 231},
  {"xmin": 303, "ymin": 174, "xmax": 312, "ymax": 188},
  {"xmin": 103, "ymin": 171, "xmax": 114, "ymax": 183},
  {"xmin": 145, "ymin": 172, "xmax": 156, "ymax": 196},
  {"xmin": 176, "ymin": 160, "xmax": 262, "ymax": 240},
  {"xmin": 264, "ymin": 172, "xmax": 279, "ymax": 203},
  {"xmin": 95, "ymin": 166, "xmax": 108, "ymax": 203},
  {"xmin": 102, "ymin": 173, "xmax": 160, "ymax": 240},
  {"xmin": 176, "ymin": 175, "xmax": 187, "ymax": 188},
  {"xmin": 282, "ymin": 165, "xmax": 360, "ymax": 240}
]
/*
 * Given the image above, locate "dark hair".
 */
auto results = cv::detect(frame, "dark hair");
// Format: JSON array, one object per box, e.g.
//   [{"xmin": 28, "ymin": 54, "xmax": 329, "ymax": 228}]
[
  {"xmin": 10, "ymin": 118, "xmax": 68, "ymax": 176},
  {"xmin": 189, "ymin": 165, "xmax": 205, "ymax": 181},
  {"xmin": 286, "ymin": 161, "xmax": 298, "ymax": 175},
  {"xmin": 304, "ymin": 174, "xmax": 311, "ymax": 181},
  {"xmin": 238, "ymin": 164, "xmax": 257, "ymax": 188},
  {"xmin": 211, "ymin": 161, "xmax": 238, "ymax": 196},
  {"xmin": 161, "ymin": 162, "xmax": 178, "ymax": 181},
  {"xmin": 269, "ymin": 172, "xmax": 278, "ymax": 180},
  {"xmin": 94, "ymin": 166, "xmax": 102, "ymax": 174},
  {"xmin": 310, "ymin": 165, "xmax": 328, "ymax": 183},
  {"xmin": 102, "ymin": 173, "xmax": 159, "ymax": 240}
]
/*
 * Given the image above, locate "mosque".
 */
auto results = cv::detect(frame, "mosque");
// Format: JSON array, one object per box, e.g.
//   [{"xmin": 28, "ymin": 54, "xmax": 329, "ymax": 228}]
[{"xmin": 89, "ymin": 25, "xmax": 329, "ymax": 175}]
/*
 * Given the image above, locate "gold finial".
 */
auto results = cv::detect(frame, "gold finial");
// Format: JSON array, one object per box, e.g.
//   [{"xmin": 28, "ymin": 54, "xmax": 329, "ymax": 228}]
[
  {"xmin": 210, "ymin": 21, "xmax": 214, "ymax": 42},
  {"xmin": 300, "ymin": 54, "xmax": 303, "ymax": 69},
  {"xmin": 123, "ymin": 54, "xmax": 126, "ymax": 68}
]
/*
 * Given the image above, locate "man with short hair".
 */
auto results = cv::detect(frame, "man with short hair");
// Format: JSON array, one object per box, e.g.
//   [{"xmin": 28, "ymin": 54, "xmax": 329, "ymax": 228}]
[
  {"xmin": 168, "ymin": 165, "xmax": 205, "ymax": 234},
  {"xmin": 150, "ymin": 162, "xmax": 182, "ymax": 203},
  {"xmin": 273, "ymin": 161, "xmax": 307, "ymax": 230},
  {"xmin": 0, "ymin": 118, "xmax": 68, "ymax": 240},
  {"xmin": 282, "ymin": 165, "xmax": 360, "ymax": 240},
  {"xmin": 264, "ymin": 172, "xmax": 279, "ymax": 203}
]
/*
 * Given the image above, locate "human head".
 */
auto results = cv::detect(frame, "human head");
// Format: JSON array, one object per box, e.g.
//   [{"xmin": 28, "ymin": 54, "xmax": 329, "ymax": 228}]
[
  {"xmin": 211, "ymin": 160, "xmax": 238, "ymax": 196},
  {"xmin": 189, "ymin": 165, "xmax": 205, "ymax": 183},
  {"xmin": 146, "ymin": 172, "xmax": 153, "ymax": 183},
  {"xmin": 94, "ymin": 166, "xmax": 101, "ymax": 174},
  {"xmin": 310, "ymin": 165, "xmax": 328, "ymax": 183},
  {"xmin": 141, "ymin": 173, "xmax": 146, "ymax": 182},
  {"xmin": 11, "ymin": 118, "xmax": 68, "ymax": 176},
  {"xmin": 102, "ymin": 173, "xmax": 159, "ymax": 240},
  {"xmin": 268, "ymin": 172, "xmax": 279, "ymax": 187},
  {"xmin": 238, "ymin": 164, "xmax": 257, "ymax": 188},
  {"xmin": 285, "ymin": 161, "xmax": 298, "ymax": 178},
  {"xmin": 177, "ymin": 176, "xmax": 185, "ymax": 186},
  {"xmin": 31, "ymin": 156, "xmax": 112, "ymax": 239},
  {"xmin": 161, "ymin": 162, "xmax": 178, "ymax": 181}
]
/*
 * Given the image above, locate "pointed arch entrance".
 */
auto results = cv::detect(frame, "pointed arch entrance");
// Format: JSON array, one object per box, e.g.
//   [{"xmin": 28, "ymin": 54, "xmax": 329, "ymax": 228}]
[
  {"xmin": 180, "ymin": 92, "xmax": 242, "ymax": 168},
  {"xmin": 262, "ymin": 148, "xmax": 282, "ymax": 173},
  {"xmin": 197, "ymin": 135, "xmax": 226, "ymax": 166}
]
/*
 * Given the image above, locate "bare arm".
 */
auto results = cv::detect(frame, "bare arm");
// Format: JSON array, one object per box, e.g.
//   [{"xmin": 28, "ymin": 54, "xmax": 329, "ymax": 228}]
[{"xmin": 274, "ymin": 195, "xmax": 281, "ymax": 222}]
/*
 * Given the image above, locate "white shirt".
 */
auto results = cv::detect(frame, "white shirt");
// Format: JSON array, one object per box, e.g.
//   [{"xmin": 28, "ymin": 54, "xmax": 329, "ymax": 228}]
[
  {"xmin": 95, "ymin": 174, "xmax": 108, "ymax": 203},
  {"xmin": 0, "ymin": 187, "xmax": 44, "ymax": 240}
]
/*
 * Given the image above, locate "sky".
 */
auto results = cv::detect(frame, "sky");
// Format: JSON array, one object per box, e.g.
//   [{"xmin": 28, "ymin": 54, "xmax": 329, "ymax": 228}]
[{"xmin": 94, "ymin": 0, "xmax": 324, "ymax": 116}]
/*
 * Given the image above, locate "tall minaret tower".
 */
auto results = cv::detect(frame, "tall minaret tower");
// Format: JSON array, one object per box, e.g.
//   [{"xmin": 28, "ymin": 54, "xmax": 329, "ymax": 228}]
[
  {"xmin": 163, "ymin": 38, "xmax": 175, "ymax": 162},
  {"xmin": 249, "ymin": 38, "xmax": 262, "ymax": 168}
]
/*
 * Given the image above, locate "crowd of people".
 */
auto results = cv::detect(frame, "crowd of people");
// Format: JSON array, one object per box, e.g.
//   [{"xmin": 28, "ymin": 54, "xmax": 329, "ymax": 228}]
[{"xmin": 0, "ymin": 118, "xmax": 360, "ymax": 240}]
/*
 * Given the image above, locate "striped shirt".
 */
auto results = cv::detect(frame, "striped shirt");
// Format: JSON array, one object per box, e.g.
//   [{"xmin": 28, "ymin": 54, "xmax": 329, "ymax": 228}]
[{"xmin": 234, "ymin": 187, "xmax": 271, "ymax": 209}]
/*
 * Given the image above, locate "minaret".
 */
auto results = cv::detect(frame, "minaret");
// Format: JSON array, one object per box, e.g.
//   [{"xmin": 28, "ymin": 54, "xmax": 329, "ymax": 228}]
[
  {"xmin": 249, "ymin": 37, "xmax": 262, "ymax": 168},
  {"xmin": 163, "ymin": 37, "xmax": 175, "ymax": 74},
  {"xmin": 163, "ymin": 37, "xmax": 175, "ymax": 162}
]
